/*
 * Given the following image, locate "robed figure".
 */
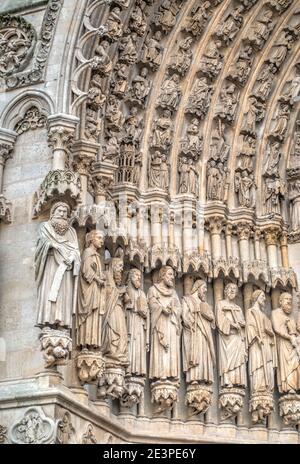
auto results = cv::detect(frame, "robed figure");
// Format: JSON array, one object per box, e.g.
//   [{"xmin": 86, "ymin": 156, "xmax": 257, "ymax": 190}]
[
  {"xmin": 76, "ymin": 231, "xmax": 106, "ymax": 348},
  {"xmin": 272, "ymin": 292, "xmax": 300, "ymax": 393},
  {"xmin": 101, "ymin": 256, "xmax": 128, "ymax": 366},
  {"xmin": 247, "ymin": 290, "xmax": 277, "ymax": 394},
  {"xmin": 216, "ymin": 283, "xmax": 247, "ymax": 387},
  {"xmin": 125, "ymin": 268, "xmax": 149, "ymax": 377},
  {"xmin": 182, "ymin": 280, "xmax": 216, "ymax": 384},
  {"xmin": 35, "ymin": 202, "xmax": 81, "ymax": 329},
  {"xmin": 148, "ymin": 266, "xmax": 181, "ymax": 380}
]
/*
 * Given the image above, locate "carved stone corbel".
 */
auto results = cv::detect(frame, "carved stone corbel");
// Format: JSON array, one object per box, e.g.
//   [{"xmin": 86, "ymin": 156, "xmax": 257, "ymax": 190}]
[
  {"xmin": 39, "ymin": 327, "xmax": 72, "ymax": 369},
  {"xmin": 151, "ymin": 379, "xmax": 180, "ymax": 416},
  {"xmin": 185, "ymin": 383, "xmax": 213, "ymax": 416},
  {"xmin": 219, "ymin": 387, "xmax": 245, "ymax": 421},
  {"xmin": 279, "ymin": 394, "xmax": 300, "ymax": 426},
  {"xmin": 76, "ymin": 349, "xmax": 105, "ymax": 384}
]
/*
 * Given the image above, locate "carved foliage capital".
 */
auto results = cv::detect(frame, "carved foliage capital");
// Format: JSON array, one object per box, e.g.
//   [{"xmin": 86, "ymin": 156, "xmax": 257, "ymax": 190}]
[
  {"xmin": 206, "ymin": 216, "xmax": 225, "ymax": 235},
  {"xmin": 264, "ymin": 226, "xmax": 280, "ymax": 246},
  {"xmin": 47, "ymin": 126, "xmax": 75, "ymax": 152},
  {"xmin": 236, "ymin": 221, "xmax": 253, "ymax": 241}
]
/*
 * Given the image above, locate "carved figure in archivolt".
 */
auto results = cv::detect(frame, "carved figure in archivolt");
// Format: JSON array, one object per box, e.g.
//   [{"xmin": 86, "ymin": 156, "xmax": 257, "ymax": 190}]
[
  {"xmin": 216, "ymin": 5, "xmax": 244, "ymax": 45},
  {"xmin": 228, "ymin": 45, "xmax": 253, "ymax": 86},
  {"xmin": 151, "ymin": 110, "xmax": 173, "ymax": 151},
  {"xmin": 200, "ymin": 39, "xmax": 223, "ymax": 79},
  {"xmin": 125, "ymin": 268, "xmax": 149, "ymax": 377},
  {"xmin": 247, "ymin": 290, "xmax": 277, "ymax": 395},
  {"xmin": 272, "ymin": 293, "xmax": 300, "ymax": 393},
  {"xmin": 169, "ymin": 37, "xmax": 193, "ymax": 76},
  {"xmin": 101, "ymin": 255, "xmax": 128, "ymax": 366},
  {"xmin": 289, "ymin": 179, "xmax": 300, "ymax": 232},
  {"xmin": 157, "ymin": 73, "xmax": 181, "ymax": 112},
  {"xmin": 104, "ymin": 7, "xmax": 123, "ymax": 41},
  {"xmin": 184, "ymin": 1, "xmax": 211, "ymax": 37},
  {"xmin": 130, "ymin": 0, "xmax": 147, "ymax": 36},
  {"xmin": 216, "ymin": 283, "xmax": 247, "ymax": 388},
  {"xmin": 92, "ymin": 41, "xmax": 112, "ymax": 77},
  {"xmin": 182, "ymin": 280, "xmax": 215, "ymax": 385},
  {"xmin": 264, "ymin": 177, "xmax": 285, "ymax": 215},
  {"xmin": 35, "ymin": 202, "xmax": 80, "ymax": 329},
  {"xmin": 127, "ymin": 67, "xmax": 151, "ymax": 107},
  {"xmin": 148, "ymin": 266, "xmax": 182, "ymax": 380},
  {"xmin": 178, "ymin": 157, "xmax": 199, "ymax": 195},
  {"xmin": 149, "ymin": 151, "xmax": 169, "ymax": 190},
  {"xmin": 248, "ymin": 10, "xmax": 274, "ymax": 49},
  {"xmin": 235, "ymin": 171, "xmax": 256, "ymax": 208},
  {"xmin": 141, "ymin": 31, "xmax": 164, "ymax": 70},
  {"xmin": 76, "ymin": 231, "xmax": 106, "ymax": 349},
  {"xmin": 181, "ymin": 118, "xmax": 203, "ymax": 157}
]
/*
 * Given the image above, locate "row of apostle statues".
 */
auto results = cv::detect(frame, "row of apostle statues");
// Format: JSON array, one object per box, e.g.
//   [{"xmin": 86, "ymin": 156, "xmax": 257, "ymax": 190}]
[{"xmin": 35, "ymin": 202, "xmax": 300, "ymax": 424}]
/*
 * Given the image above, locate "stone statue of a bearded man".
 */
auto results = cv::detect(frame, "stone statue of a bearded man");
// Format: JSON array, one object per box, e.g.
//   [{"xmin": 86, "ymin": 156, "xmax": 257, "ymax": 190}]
[{"xmin": 35, "ymin": 202, "xmax": 81, "ymax": 329}]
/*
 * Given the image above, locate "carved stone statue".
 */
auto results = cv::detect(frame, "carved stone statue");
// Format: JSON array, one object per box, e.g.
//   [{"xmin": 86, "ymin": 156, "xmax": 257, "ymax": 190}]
[
  {"xmin": 153, "ymin": 0, "xmax": 178, "ymax": 33},
  {"xmin": 254, "ymin": 63, "xmax": 277, "ymax": 102},
  {"xmin": 217, "ymin": 283, "xmax": 247, "ymax": 420},
  {"xmin": 127, "ymin": 67, "xmax": 151, "ymax": 107},
  {"xmin": 125, "ymin": 268, "xmax": 149, "ymax": 377},
  {"xmin": 215, "ymin": 83, "xmax": 239, "ymax": 124},
  {"xmin": 157, "ymin": 73, "xmax": 181, "ymax": 112},
  {"xmin": 104, "ymin": 7, "xmax": 123, "ymax": 42},
  {"xmin": 169, "ymin": 37, "xmax": 193, "ymax": 76},
  {"xmin": 289, "ymin": 179, "xmax": 300, "ymax": 232},
  {"xmin": 57, "ymin": 412, "xmax": 75, "ymax": 444},
  {"xmin": 181, "ymin": 118, "xmax": 203, "ymax": 158},
  {"xmin": 141, "ymin": 31, "xmax": 164, "ymax": 70},
  {"xmin": 150, "ymin": 110, "xmax": 173, "ymax": 152},
  {"xmin": 247, "ymin": 290, "xmax": 277, "ymax": 423},
  {"xmin": 149, "ymin": 151, "xmax": 169, "ymax": 190},
  {"xmin": 269, "ymin": 31, "xmax": 294, "ymax": 69},
  {"xmin": 101, "ymin": 255, "xmax": 128, "ymax": 367},
  {"xmin": 270, "ymin": 103, "xmax": 290, "ymax": 141},
  {"xmin": 105, "ymin": 95, "xmax": 125, "ymax": 131},
  {"xmin": 148, "ymin": 266, "xmax": 181, "ymax": 381},
  {"xmin": 216, "ymin": 6, "xmax": 244, "ymax": 46},
  {"xmin": 110, "ymin": 63, "xmax": 129, "ymax": 97},
  {"xmin": 184, "ymin": 1, "xmax": 211, "ymax": 37},
  {"xmin": 185, "ymin": 77, "xmax": 213, "ymax": 119},
  {"xmin": 206, "ymin": 160, "xmax": 228, "ymax": 201},
  {"xmin": 237, "ymin": 135, "xmax": 256, "ymax": 171},
  {"xmin": 272, "ymin": 293, "xmax": 300, "ymax": 394},
  {"xmin": 35, "ymin": 202, "xmax": 81, "ymax": 329},
  {"xmin": 199, "ymin": 39, "xmax": 223, "ymax": 79},
  {"xmin": 264, "ymin": 177, "xmax": 285, "ymax": 215},
  {"xmin": 92, "ymin": 40, "xmax": 112, "ymax": 77},
  {"xmin": 178, "ymin": 156, "xmax": 199, "ymax": 196},
  {"xmin": 130, "ymin": 0, "xmax": 147, "ymax": 36},
  {"xmin": 247, "ymin": 9, "xmax": 274, "ymax": 49},
  {"xmin": 182, "ymin": 280, "xmax": 215, "ymax": 414},
  {"xmin": 217, "ymin": 283, "xmax": 247, "ymax": 388},
  {"xmin": 242, "ymin": 96, "xmax": 265, "ymax": 136},
  {"xmin": 264, "ymin": 141, "xmax": 281, "ymax": 178},
  {"xmin": 227, "ymin": 45, "xmax": 253, "ymax": 86},
  {"xmin": 235, "ymin": 170, "xmax": 256, "ymax": 208},
  {"xmin": 119, "ymin": 31, "xmax": 139, "ymax": 64},
  {"xmin": 76, "ymin": 230, "xmax": 106, "ymax": 349}
]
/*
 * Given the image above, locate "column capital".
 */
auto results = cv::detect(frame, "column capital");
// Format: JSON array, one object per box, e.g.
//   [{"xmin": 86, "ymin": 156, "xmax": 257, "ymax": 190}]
[
  {"xmin": 264, "ymin": 226, "xmax": 280, "ymax": 246},
  {"xmin": 47, "ymin": 114, "xmax": 79, "ymax": 152},
  {"xmin": 206, "ymin": 215, "xmax": 225, "ymax": 235},
  {"xmin": 236, "ymin": 221, "xmax": 253, "ymax": 241}
]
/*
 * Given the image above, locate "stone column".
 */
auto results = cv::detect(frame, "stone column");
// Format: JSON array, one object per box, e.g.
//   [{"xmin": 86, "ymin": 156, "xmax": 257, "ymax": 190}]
[
  {"xmin": 279, "ymin": 230, "xmax": 289, "ymax": 269},
  {"xmin": 0, "ymin": 129, "xmax": 17, "ymax": 223},
  {"xmin": 168, "ymin": 211, "xmax": 175, "ymax": 249},
  {"xmin": 243, "ymin": 283, "xmax": 253, "ymax": 311},
  {"xmin": 254, "ymin": 228, "xmax": 261, "ymax": 260},
  {"xmin": 182, "ymin": 202, "xmax": 194, "ymax": 256},
  {"xmin": 47, "ymin": 114, "xmax": 79, "ymax": 170},
  {"xmin": 72, "ymin": 140, "xmax": 99, "ymax": 204},
  {"xmin": 207, "ymin": 216, "xmax": 224, "ymax": 261},
  {"xmin": 196, "ymin": 203, "xmax": 205, "ymax": 253},
  {"xmin": 225, "ymin": 224, "xmax": 233, "ymax": 259},
  {"xmin": 0, "ymin": 129, "xmax": 17, "ymax": 191},
  {"xmin": 151, "ymin": 204, "xmax": 162, "ymax": 246},
  {"xmin": 237, "ymin": 221, "xmax": 252, "ymax": 263},
  {"xmin": 264, "ymin": 226, "xmax": 280, "ymax": 269}
]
